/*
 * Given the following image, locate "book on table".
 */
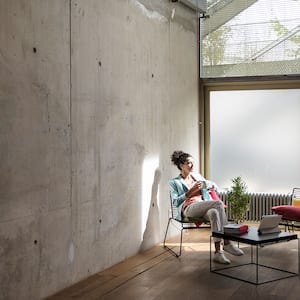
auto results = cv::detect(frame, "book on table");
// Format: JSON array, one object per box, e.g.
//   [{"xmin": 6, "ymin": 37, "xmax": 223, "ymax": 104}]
[{"xmin": 223, "ymin": 224, "xmax": 249, "ymax": 234}]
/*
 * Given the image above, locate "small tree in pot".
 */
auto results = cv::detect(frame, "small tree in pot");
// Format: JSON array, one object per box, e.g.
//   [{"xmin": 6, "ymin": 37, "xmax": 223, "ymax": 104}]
[{"xmin": 227, "ymin": 176, "xmax": 250, "ymax": 223}]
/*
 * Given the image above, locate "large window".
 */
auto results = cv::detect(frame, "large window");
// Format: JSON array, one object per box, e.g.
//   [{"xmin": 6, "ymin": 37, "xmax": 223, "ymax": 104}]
[
  {"xmin": 201, "ymin": 0, "xmax": 300, "ymax": 78},
  {"xmin": 208, "ymin": 88, "xmax": 300, "ymax": 193}
]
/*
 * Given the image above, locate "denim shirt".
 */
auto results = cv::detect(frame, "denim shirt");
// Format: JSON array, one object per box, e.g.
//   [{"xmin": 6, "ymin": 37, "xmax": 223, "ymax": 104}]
[{"xmin": 169, "ymin": 172, "xmax": 208, "ymax": 221}]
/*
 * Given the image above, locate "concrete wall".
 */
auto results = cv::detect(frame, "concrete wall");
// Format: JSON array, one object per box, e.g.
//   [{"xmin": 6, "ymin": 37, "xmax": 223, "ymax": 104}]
[{"xmin": 0, "ymin": 0, "xmax": 200, "ymax": 299}]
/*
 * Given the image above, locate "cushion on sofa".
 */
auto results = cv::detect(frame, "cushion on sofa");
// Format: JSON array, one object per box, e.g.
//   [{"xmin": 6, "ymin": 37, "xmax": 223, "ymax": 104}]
[{"xmin": 272, "ymin": 205, "xmax": 300, "ymax": 222}]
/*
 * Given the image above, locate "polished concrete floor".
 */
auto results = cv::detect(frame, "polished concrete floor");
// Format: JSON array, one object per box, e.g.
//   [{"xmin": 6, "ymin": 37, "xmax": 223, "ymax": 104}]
[{"xmin": 46, "ymin": 227, "xmax": 300, "ymax": 300}]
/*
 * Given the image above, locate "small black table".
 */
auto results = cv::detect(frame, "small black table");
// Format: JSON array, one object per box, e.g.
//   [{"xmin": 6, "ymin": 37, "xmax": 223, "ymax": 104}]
[{"xmin": 210, "ymin": 226, "xmax": 299, "ymax": 285}]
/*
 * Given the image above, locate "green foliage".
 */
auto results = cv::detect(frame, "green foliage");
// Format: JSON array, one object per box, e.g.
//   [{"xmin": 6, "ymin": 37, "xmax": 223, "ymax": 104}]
[
  {"xmin": 227, "ymin": 176, "xmax": 250, "ymax": 223},
  {"xmin": 271, "ymin": 19, "xmax": 300, "ymax": 59},
  {"xmin": 202, "ymin": 26, "xmax": 231, "ymax": 66}
]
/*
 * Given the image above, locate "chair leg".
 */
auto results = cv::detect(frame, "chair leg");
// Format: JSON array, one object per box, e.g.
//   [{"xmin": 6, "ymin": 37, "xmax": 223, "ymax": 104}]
[
  {"xmin": 163, "ymin": 219, "xmax": 183, "ymax": 257},
  {"xmin": 178, "ymin": 227, "xmax": 184, "ymax": 257},
  {"xmin": 163, "ymin": 218, "xmax": 171, "ymax": 248},
  {"xmin": 291, "ymin": 222, "xmax": 295, "ymax": 232},
  {"xmin": 286, "ymin": 220, "xmax": 295, "ymax": 232}
]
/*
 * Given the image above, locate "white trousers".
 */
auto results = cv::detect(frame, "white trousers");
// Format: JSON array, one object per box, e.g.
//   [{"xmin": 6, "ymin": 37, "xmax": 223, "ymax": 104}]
[{"xmin": 183, "ymin": 200, "xmax": 228, "ymax": 242}]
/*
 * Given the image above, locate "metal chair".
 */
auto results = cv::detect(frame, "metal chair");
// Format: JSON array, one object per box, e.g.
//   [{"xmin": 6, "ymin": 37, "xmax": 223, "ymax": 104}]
[
  {"xmin": 285, "ymin": 187, "xmax": 300, "ymax": 231},
  {"xmin": 163, "ymin": 194, "xmax": 210, "ymax": 257}
]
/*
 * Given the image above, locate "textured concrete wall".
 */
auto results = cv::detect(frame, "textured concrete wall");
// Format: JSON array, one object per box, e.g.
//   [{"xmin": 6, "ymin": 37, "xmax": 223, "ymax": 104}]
[{"xmin": 0, "ymin": 0, "xmax": 200, "ymax": 299}]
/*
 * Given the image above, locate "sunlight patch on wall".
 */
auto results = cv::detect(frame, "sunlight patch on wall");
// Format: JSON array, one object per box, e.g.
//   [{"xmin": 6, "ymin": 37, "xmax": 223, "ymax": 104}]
[
  {"xmin": 131, "ymin": 0, "xmax": 168, "ymax": 22},
  {"xmin": 141, "ymin": 155, "xmax": 159, "ymax": 238}
]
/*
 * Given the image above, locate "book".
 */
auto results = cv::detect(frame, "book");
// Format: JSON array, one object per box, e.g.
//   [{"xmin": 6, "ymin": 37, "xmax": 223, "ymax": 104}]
[{"xmin": 224, "ymin": 224, "xmax": 249, "ymax": 235}]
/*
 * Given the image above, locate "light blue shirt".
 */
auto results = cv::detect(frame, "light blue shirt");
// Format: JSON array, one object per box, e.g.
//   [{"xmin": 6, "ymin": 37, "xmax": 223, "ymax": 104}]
[{"xmin": 169, "ymin": 172, "xmax": 215, "ymax": 221}]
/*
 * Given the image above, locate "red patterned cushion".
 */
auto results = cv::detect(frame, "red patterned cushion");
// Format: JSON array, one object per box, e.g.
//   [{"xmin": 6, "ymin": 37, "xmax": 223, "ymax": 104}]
[{"xmin": 272, "ymin": 205, "xmax": 300, "ymax": 222}]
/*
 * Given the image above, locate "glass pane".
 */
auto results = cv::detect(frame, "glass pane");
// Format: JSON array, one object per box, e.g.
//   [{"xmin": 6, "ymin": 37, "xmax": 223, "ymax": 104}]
[
  {"xmin": 201, "ymin": 0, "xmax": 300, "ymax": 78},
  {"xmin": 210, "ymin": 89, "xmax": 300, "ymax": 193}
]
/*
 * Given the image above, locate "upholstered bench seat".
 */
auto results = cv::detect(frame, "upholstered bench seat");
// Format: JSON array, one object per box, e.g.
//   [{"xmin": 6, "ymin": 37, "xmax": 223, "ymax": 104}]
[{"xmin": 272, "ymin": 205, "xmax": 300, "ymax": 222}]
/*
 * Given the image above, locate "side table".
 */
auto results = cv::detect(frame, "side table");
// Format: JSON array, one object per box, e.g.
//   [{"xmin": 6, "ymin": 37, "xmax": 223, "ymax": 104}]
[{"xmin": 210, "ymin": 226, "xmax": 299, "ymax": 285}]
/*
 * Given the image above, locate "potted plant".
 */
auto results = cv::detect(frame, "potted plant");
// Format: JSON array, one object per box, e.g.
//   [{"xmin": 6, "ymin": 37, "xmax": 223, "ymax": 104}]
[{"xmin": 227, "ymin": 176, "xmax": 250, "ymax": 223}]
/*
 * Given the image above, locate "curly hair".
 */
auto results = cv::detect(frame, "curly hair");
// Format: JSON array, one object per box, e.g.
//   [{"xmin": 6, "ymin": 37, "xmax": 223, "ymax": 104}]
[{"xmin": 171, "ymin": 150, "xmax": 192, "ymax": 170}]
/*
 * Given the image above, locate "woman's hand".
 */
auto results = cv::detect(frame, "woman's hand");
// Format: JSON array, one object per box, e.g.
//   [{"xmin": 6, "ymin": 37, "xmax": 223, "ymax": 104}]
[{"xmin": 186, "ymin": 181, "xmax": 203, "ymax": 198}]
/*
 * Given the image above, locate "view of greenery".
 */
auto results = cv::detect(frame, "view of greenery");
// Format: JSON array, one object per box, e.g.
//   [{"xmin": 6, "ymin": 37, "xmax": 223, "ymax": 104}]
[
  {"xmin": 202, "ymin": 0, "xmax": 300, "ymax": 76},
  {"xmin": 271, "ymin": 19, "xmax": 300, "ymax": 59},
  {"xmin": 202, "ymin": 26, "xmax": 231, "ymax": 66}
]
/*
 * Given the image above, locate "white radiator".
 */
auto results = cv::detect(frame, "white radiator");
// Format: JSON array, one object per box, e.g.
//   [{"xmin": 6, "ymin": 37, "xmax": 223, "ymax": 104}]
[{"xmin": 219, "ymin": 192, "xmax": 292, "ymax": 221}]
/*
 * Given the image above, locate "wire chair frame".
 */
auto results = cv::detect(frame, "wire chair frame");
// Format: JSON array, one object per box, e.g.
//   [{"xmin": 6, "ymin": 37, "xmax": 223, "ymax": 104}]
[
  {"xmin": 163, "ymin": 194, "xmax": 210, "ymax": 257},
  {"xmin": 281, "ymin": 187, "xmax": 300, "ymax": 232}
]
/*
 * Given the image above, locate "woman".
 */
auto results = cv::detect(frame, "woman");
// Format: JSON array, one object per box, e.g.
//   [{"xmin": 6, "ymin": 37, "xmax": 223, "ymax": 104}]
[{"xmin": 169, "ymin": 150, "xmax": 244, "ymax": 264}]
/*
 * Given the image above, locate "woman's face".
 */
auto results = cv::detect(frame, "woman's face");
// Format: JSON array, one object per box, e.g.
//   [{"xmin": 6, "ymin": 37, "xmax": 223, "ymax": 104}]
[{"xmin": 180, "ymin": 156, "xmax": 194, "ymax": 173}]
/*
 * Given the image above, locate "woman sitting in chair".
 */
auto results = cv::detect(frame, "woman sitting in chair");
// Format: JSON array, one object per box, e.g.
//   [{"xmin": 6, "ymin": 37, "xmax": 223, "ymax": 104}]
[{"xmin": 169, "ymin": 150, "xmax": 244, "ymax": 264}]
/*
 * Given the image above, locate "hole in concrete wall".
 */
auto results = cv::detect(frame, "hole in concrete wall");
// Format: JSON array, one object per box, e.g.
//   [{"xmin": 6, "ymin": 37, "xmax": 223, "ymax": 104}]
[
  {"xmin": 98, "ymin": 61, "xmax": 101, "ymax": 67},
  {"xmin": 34, "ymin": 240, "xmax": 38, "ymax": 245},
  {"xmin": 99, "ymin": 219, "xmax": 102, "ymax": 223},
  {"xmin": 152, "ymin": 73, "xmax": 154, "ymax": 78},
  {"xmin": 33, "ymin": 47, "xmax": 37, "ymax": 53}
]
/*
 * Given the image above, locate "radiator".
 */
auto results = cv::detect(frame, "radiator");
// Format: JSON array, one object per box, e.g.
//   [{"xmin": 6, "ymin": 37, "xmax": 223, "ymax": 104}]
[{"xmin": 219, "ymin": 192, "xmax": 292, "ymax": 221}]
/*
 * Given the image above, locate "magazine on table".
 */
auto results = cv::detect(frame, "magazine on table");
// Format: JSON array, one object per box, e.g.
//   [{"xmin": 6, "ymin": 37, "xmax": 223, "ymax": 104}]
[{"xmin": 223, "ymin": 223, "xmax": 249, "ymax": 234}]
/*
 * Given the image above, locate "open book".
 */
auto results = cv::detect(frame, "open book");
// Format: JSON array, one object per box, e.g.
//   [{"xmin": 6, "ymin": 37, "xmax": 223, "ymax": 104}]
[{"xmin": 258, "ymin": 214, "xmax": 282, "ymax": 235}]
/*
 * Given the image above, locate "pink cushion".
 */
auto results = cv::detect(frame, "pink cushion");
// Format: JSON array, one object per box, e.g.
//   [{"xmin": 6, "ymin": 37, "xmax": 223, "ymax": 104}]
[
  {"xmin": 209, "ymin": 189, "xmax": 227, "ymax": 208},
  {"xmin": 272, "ymin": 205, "xmax": 300, "ymax": 222},
  {"xmin": 209, "ymin": 189, "xmax": 220, "ymax": 200}
]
